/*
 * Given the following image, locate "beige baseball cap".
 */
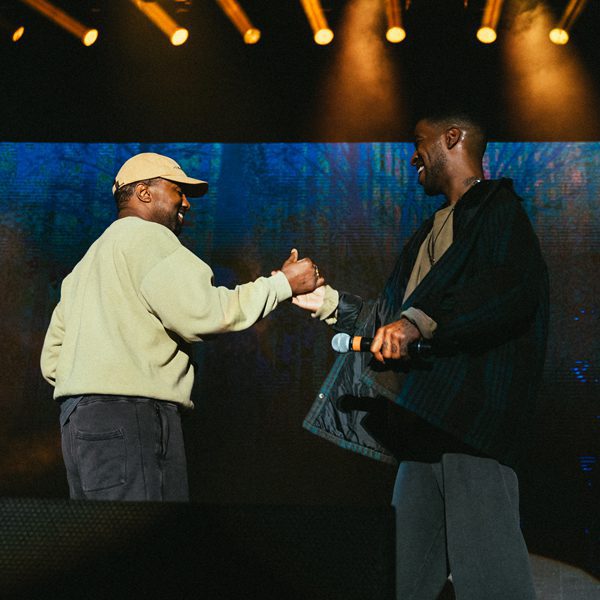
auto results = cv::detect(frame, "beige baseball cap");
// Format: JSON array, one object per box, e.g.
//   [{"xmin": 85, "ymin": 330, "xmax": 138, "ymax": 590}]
[{"xmin": 112, "ymin": 152, "xmax": 208, "ymax": 197}]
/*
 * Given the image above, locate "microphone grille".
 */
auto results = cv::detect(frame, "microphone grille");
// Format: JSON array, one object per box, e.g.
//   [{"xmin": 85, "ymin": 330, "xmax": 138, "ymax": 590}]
[{"xmin": 331, "ymin": 333, "xmax": 351, "ymax": 353}]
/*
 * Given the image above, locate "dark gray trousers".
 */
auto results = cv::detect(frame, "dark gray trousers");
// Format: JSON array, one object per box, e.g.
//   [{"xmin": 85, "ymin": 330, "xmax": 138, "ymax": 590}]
[
  {"xmin": 61, "ymin": 395, "xmax": 189, "ymax": 502},
  {"xmin": 392, "ymin": 454, "xmax": 536, "ymax": 600}
]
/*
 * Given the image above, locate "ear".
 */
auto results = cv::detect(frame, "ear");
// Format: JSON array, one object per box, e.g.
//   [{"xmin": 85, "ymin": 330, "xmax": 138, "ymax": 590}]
[
  {"xmin": 445, "ymin": 126, "xmax": 462, "ymax": 150},
  {"xmin": 134, "ymin": 182, "xmax": 152, "ymax": 204}
]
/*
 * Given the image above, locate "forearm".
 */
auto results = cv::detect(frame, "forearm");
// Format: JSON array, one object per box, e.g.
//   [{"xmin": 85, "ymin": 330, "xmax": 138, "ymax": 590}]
[
  {"xmin": 141, "ymin": 247, "xmax": 292, "ymax": 341},
  {"xmin": 209, "ymin": 271, "xmax": 292, "ymax": 333}
]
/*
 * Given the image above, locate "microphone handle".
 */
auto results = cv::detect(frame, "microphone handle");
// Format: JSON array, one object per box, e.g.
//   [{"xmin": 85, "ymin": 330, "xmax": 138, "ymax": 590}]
[
  {"xmin": 353, "ymin": 336, "xmax": 373, "ymax": 352},
  {"xmin": 408, "ymin": 339, "xmax": 432, "ymax": 358},
  {"xmin": 352, "ymin": 335, "xmax": 431, "ymax": 357}
]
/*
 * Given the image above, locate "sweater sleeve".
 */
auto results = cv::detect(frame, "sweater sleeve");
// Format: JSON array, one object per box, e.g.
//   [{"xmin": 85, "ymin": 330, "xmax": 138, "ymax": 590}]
[
  {"xmin": 40, "ymin": 297, "xmax": 66, "ymax": 386},
  {"xmin": 139, "ymin": 246, "xmax": 292, "ymax": 342}
]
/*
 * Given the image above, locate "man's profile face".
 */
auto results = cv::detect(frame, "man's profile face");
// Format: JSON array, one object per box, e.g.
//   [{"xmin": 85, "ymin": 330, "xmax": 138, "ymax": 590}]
[
  {"xmin": 410, "ymin": 119, "xmax": 448, "ymax": 197},
  {"xmin": 147, "ymin": 179, "xmax": 190, "ymax": 236}
]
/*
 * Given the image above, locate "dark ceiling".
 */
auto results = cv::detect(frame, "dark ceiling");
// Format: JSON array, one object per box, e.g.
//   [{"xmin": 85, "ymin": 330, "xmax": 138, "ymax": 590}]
[{"xmin": 1, "ymin": 0, "xmax": 599, "ymax": 142}]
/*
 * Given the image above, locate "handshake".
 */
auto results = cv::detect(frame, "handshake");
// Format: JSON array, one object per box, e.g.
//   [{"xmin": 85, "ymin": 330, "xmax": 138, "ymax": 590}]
[{"xmin": 276, "ymin": 248, "xmax": 325, "ymax": 297}]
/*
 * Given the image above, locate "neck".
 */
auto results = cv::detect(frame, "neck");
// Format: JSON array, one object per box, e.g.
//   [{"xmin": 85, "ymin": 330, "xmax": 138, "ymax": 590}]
[
  {"xmin": 447, "ymin": 174, "xmax": 484, "ymax": 205},
  {"xmin": 118, "ymin": 207, "xmax": 146, "ymax": 221}
]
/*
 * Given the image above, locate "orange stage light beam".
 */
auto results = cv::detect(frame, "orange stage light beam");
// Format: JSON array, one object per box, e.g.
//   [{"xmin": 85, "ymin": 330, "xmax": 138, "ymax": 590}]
[
  {"xmin": 385, "ymin": 0, "xmax": 406, "ymax": 43},
  {"xmin": 215, "ymin": 0, "xmax": 261, "ymax": 44},
  {"xmin": 549, "ymin": 0, "xmax": 588, "ymax": 45},
  {"xmin": 477, "ymin": 0, "xmax": 505, "ymax": 44},
  {"xmin": 19, "ymin": 0, "xmax": 97, "ymax": 45},
  {"xmin": 12, "ymin": 26, "xmax": 25, "ymax": 42},
  {"xmin": 502, "ymin": 3, "xmax": 600, "ymax": 139},
  {"xmin": 317, "ymin": 0, "xmax": 408, "ymax": 141},
  {"xmin": 133, "ymin": 0, "xmax": 189, "ymax": 46},
  {"xmin": 300, "ymin": 0, "xmax": 334, "ymax": 45},
  {"xmin": 0, "ymin": 16, "xmax": 25, "ymax": 42}
]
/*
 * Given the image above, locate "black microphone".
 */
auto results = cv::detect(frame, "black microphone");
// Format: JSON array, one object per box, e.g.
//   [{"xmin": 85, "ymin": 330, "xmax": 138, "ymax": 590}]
[{"xmin": 331, "ymin": 332, "xmax": 432, "ymax": 357}]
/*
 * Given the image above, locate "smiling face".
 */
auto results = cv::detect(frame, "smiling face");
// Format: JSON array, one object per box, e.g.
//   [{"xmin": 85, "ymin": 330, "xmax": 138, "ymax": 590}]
[
  {"xmin": 147, "ymin": 178, "xmax": 190, "ymax": 236},
  {"xmin": 410, "ymin": 119, "xmax": 448, "ymax": 197}
]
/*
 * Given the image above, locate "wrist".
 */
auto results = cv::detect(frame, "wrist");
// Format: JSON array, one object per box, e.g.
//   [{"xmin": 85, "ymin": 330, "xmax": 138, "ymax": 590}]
[
  {"xmin": 401, "ymin": 316, "xmax": 421, "ymax": 340},
  {"xmin": 400, "ymin": 307, "xmax": 437, "ymax": 339}
]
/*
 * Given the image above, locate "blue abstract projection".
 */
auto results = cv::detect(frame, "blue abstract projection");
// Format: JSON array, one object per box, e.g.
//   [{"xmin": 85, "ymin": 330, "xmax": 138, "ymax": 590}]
[{"xmin": 0, "ymin": 141, "xmax": 597, "ymax": 574}]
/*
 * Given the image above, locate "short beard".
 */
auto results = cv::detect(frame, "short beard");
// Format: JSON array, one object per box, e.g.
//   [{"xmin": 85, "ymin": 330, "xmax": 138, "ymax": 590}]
[{"xmin": 423, "ymin": 141, "xmax": 447, "ymax": 196}]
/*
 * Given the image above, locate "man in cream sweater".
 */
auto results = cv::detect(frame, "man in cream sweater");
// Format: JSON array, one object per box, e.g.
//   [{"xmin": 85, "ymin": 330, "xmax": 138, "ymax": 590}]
[{"xmin": 41, "ymin": 152, "xmax": 323, "ymax": 502}]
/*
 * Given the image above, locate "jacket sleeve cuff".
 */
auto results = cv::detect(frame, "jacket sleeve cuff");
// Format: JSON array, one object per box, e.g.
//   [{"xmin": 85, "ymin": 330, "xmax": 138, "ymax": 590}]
[
  {"xmin": 311, "ymin": 285, "xmax": 340, "ymax": 324},
  {"xmin": 401, "ymin": 307, "xmax": 437, "ymax": 339},
  {"xmin": 333, "ymin": 292, "xmax": 364, "ymax": 333}
]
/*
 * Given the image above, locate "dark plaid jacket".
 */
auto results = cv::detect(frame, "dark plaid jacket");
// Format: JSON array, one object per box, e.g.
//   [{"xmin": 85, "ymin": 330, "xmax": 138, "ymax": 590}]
[{"xmin": 303, "ymin": 179, "xmax": 549, "ymax": 467}]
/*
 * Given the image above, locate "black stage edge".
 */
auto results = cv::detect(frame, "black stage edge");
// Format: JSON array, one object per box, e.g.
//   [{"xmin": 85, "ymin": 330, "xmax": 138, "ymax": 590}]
[{"xmin": 0, "ymin": 498, "xmax": 394, "ymax": 600}]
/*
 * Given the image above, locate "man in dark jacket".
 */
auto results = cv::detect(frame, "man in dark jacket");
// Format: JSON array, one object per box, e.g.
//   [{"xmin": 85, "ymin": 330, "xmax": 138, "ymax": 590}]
[{"xmin": 295, "ymin": 111, "xmax": 548, "ymax": 599}]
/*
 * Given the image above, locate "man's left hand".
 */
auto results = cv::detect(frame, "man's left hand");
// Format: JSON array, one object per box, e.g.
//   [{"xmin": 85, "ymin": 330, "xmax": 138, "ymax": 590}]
[
  {"xmin": 370, "ymin": 318, "xmax": 421, "ymax": 363},
  {"xmin": 291, "ymin": 285, "xmax": 326, "ymax": 312}
]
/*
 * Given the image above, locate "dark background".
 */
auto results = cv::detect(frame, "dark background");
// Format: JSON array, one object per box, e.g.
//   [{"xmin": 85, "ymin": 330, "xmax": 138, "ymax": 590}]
[{"xmin": 1, "ymin": 0, "xmax": 600, "ymax": 142}]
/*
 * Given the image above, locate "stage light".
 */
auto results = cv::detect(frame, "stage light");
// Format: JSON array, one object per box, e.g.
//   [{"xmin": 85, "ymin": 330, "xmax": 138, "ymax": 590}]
[
  {"xmin": 549, "ymin": 28, "xmax": 568, "ymax": 45},
  {"xmin": 314, "ymin": 27, "xmax": 334, "ymax": 45},
  {"xmin": 13, "ymin": 26, "xmax": 25, "ymax": 41},
  {"xmin": 19, "ymin": 0, "xmax": 97, "ymax": 45},
  {"xmin": 216, "ymin": 0, "xmax": 261, "ymax": 44},
  {"xmin": 170, "ymin": 26, "xmax": 188, "ymax": 45},
  {"xmin": 477, "ymin": 26, "xmax": 496, "ymax": 44},
  {"xmin": 317, "ymin": 0, "xmax": 407, "ymax": 141},
  {"xmin": 385, "ymin": 0, "xmax": 406, "ymax": 43},
  {"xmin": 300, "ymin": 0, "xmax": 334, "ymax": 45},
  {"xmin": 133, "ymin": 0, "xmax": 189, "ymax": 46},
  {"xmin": 476, "ymin": 0, "xmax": 504, "ymax": 44},
  {"xmin": 0, "ymin": 16, "xmax": 25, "ymax": 42},
  {"xmin": 502, "ymin": 3, "xmax": 600, "ymax": 139},
  {"xmin": 549, "ymin": 0, "xmax": 588, "ymax": 45}
]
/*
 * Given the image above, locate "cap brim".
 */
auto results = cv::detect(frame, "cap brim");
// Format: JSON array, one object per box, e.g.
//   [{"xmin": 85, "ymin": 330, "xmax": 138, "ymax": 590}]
[
  {"xmin": 180, "ymin": 180, "xmax": 209, "ymax": 198},
  {"xmin": 164, "ymin": 174, "xmax": 209, "ymax": 197}
]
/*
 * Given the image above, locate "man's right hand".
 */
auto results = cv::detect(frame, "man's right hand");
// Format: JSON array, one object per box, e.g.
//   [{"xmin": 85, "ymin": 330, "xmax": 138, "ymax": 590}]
[
  {"xmin": 280, "ymin": 249, "xmax": 325, "ymax": 295},
  {"xmin": 370, "ymin": 318, "xmax": 421, "ymax": 363}
]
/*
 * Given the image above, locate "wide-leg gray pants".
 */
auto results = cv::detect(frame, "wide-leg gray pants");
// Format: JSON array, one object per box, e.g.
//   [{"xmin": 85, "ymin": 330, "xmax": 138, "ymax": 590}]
[
  {"xmin": 61, "ymin": 395, "xmax": 189, "ymax": 502},
  {"xmin": 392, "ymin": 454, "xmax": 536, "ymax": 600}
]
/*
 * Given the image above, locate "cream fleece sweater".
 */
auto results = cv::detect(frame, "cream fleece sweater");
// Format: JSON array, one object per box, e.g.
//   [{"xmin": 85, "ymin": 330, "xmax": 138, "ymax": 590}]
[{"xmin": 40, "ymin": 217, "xmax": 292, "ymax": 408}]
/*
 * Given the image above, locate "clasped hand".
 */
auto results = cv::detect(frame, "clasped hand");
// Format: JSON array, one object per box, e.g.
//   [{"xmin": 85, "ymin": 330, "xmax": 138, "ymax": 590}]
[{"xmin": 279, "ymin": 249, "xmax": 325, "ymax": 295}]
